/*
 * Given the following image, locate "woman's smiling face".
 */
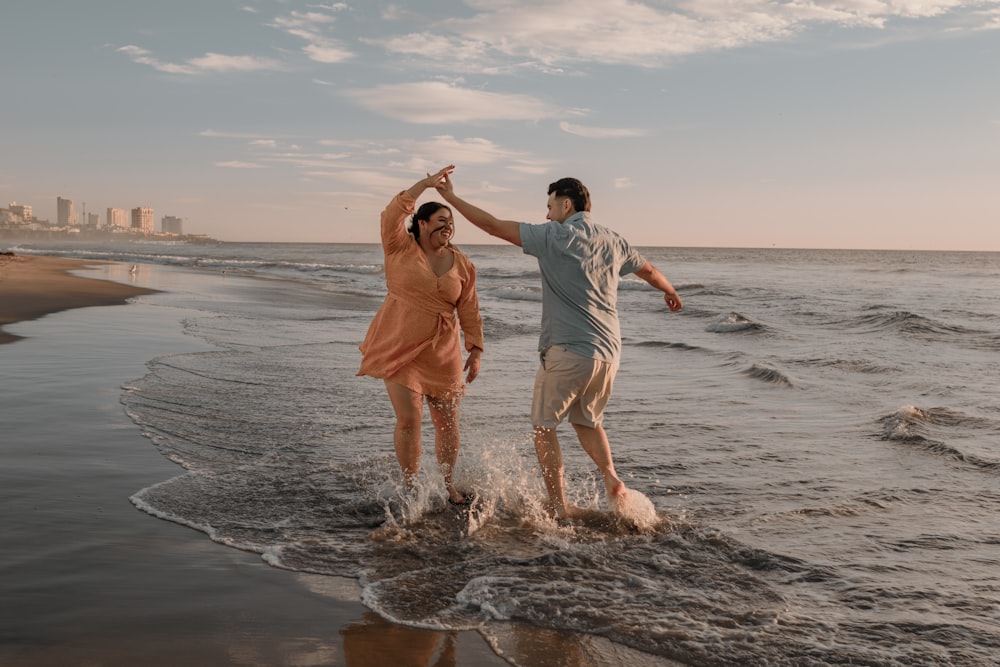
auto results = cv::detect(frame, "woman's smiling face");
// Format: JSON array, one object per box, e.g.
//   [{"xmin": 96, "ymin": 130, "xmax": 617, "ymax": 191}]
[{"xmin": 423, "ymin": 208, "xmax": 454, "ymax": 245}]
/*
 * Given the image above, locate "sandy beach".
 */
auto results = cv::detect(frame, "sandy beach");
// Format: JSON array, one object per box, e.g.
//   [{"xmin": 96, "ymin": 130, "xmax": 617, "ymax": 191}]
[
  {"xmin": 0, "ymin": 255, "xmax": 514, "ymax": 666},
  {"xmin": 0, "ymin": 253, "xmax": 159, "ymax": 345}
]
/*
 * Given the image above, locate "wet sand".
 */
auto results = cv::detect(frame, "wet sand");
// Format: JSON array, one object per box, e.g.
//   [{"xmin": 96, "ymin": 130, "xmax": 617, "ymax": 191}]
[
  {"xmin": 0, "ymin": 253, "xmax": 158, "ymax": 344},
  {"xmin": 0, "ymin": 256, "xmax": 511, "ymax": 666}
]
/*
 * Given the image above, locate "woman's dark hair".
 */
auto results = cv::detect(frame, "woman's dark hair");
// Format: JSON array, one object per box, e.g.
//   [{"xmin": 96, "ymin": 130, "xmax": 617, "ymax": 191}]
[
  {"xmin": 409, "ymin": 202, "xmax": 451, "ymax": 241},
  {"xmin": 547, "ymin": 177, "xmax": 591, "ymax": 213}
]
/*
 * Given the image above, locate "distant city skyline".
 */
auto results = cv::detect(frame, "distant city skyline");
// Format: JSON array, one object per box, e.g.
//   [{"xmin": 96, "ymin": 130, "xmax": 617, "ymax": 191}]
[
  {"xmin": 2, "ymin": 2, "xmax": 998, "ymax": 250},
  {"xmin": 3, "ymin": 193, "xmax": 186, "ymax": 236}
]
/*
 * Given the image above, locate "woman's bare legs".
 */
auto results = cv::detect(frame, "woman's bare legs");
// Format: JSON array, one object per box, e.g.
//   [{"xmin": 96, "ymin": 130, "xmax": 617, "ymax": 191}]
[
  {"xmin": 384, "ymin": 380, "xmax": 423, "ymax": 488},
  {"xmin": 427, "ymin": 394, "xmax": 466, "ymax": 504},
  {"xmin": 385, "ymin": 381, "xmax": 466, "ymax": 504}
]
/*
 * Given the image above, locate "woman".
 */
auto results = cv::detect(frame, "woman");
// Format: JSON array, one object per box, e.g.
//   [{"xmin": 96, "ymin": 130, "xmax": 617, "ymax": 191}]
[{"xmin": 357, "ymin": 166, "xmax": 483, "ymax": 505}]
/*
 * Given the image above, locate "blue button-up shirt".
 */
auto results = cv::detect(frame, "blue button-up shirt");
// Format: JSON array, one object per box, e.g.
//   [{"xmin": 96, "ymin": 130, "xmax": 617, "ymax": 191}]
[{"xmin": 519, "ymin": 212, "xmax": 646, "ymax": 363}]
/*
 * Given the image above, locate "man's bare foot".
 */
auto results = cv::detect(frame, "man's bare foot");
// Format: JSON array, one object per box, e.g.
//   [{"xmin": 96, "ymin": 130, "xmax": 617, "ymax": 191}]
[{"xmin": 606, "ymin": 479, "xmax": 628, "ymax": 513}]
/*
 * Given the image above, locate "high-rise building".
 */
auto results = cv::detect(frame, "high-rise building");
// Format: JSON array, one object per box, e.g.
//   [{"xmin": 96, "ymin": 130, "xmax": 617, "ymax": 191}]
[
  {"xmin": 161, "ymin": 215, "xmax": 184, "ymax": 235},
  {"xmin": 131, "ymin": 207, "xmax": 154, "ymax": 234},
  {"xmin": 8, "ymin": 202, "xmax": 31, "ymax": 221},
  {"xmin": 57, "ymin": 197, "xmax": 77, "ymax": 226},
  {"xmin": 107, "ymin": 207, "xmax": 128, "ymax": 230}
]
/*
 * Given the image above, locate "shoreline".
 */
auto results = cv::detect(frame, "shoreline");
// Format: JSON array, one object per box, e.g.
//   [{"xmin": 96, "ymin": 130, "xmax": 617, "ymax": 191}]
[
  {"xmin": 0, "ymin": 253, "xmax": 158, "ymax": 345},
  {"xmin": 0, "ymin": 256, "xmax": 514, "ymax": 667}
]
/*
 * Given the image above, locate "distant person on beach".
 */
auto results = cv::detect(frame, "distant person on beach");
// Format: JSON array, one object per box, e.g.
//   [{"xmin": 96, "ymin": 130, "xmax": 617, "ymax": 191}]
[
  {"xmin": 358, "ymin": 166, "xmax": 484, "ymax": 506},
  {"xmin": 437, "ymin": 170, "xmax": 682, "ymax": 519}
]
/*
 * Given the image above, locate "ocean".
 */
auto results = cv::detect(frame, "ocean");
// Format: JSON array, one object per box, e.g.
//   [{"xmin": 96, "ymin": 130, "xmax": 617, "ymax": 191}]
[{"xmin": 9, "ymin": 239, "xmax": 1000, "ymax": 666}]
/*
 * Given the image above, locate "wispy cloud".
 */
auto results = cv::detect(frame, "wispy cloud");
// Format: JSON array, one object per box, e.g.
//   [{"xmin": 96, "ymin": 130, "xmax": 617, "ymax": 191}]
[
  {"xmin": 215, "ymin": 130, "xmax": 549, "ymax": 193},
  {"xmin": 343, "ymin": 81, "xmax": 563, "ymax": 124},
  {"xmin": 614, "ymin": 177, "xmax": 636, "ymax": 189},
  {"xmin": 119, "ymin": 45, "xmax": 283, "ymax": 75},
  {"xmin": 215, "ymin": 161, "xmax": 265, "ymax": 169},
  {"xmin": 559, "ymin": 122, "xmax": 647, "ymax": 139},
  {"xmin": 408, "ymin": 135, "xmax": 522, "ymax": 164},
  {"xmin": 973, "ymin": 6, "xmax": 1000, "ymax": 29},
  {"xmin": 201, "ymin": 129, "xmax": 293, "ymax": 141},
  {"xmin": 480, "ymin": 181, "xmax": 513, "ymax": 193},
  {"xmin": 336, "ymin": 170, "xmax": 407, "ymax": 192},
  {"xmin": 377, "ymin": 0, "xmax": 1000, "ymax": 68},
  {"xmin": 268, "ymin": 8, "xmax": 353, "ymax": 63}
]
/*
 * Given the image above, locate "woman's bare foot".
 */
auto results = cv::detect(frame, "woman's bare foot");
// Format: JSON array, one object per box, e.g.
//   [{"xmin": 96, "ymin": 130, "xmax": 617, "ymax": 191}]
[{"xmin": 447, "ymin": 487, "xmax": 476, "ymax": 506}]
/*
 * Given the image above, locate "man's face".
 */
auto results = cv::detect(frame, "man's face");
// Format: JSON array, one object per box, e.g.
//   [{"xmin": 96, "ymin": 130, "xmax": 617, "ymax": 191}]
[{"xmin": 546, "ymin": 193, "xmax": 572, "ymax": 222}]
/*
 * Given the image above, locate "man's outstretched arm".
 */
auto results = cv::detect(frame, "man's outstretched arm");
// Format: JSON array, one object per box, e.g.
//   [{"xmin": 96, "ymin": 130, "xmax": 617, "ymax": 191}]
[
  {"xmin": 437, "ymin": 173, "xmax": 522, "ymax": 247},
  {"xmin": 635, "ymin": 262, "xmax": 683, "ymax": 311}
]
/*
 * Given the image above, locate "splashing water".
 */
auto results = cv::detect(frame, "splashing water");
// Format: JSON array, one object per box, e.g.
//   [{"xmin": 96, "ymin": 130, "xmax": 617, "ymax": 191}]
[{"xmin": 611, "ymin": 487, "xmax": 660, "ymax": 532}]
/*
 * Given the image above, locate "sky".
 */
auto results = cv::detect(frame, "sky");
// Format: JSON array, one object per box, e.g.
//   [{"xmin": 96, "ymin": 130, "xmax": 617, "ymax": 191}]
[{"xmin": 2, "ymin": 1, "xmax": 998, "ymax": 250}]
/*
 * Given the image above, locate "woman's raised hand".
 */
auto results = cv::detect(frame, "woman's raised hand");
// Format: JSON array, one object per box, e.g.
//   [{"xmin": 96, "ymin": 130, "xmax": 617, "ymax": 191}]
[
  {"xmin": 424, "ymin": 165, "xmax": 455, "ymax": 189},
  {"xmin": 407, "ymin": 165, "xmax": 455, "ymax": 200}
]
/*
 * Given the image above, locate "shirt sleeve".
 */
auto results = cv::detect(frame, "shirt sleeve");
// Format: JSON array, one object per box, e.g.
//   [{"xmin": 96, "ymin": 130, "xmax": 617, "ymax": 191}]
[
  {"xmin": 618, "ymin": 237, "xmax": 646, "ymax": 276},
  {"xmin": 519, "ymin": 221, "xmax": 546, "ymax": 258}
]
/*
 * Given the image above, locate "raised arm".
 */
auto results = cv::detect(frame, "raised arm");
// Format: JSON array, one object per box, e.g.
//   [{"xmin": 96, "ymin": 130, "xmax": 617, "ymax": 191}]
[
  {"xmin": 406, "ymin": 165, "xmax": 455, "ymax": 200},
  {"xmin": 634, "ymin": 261, "xmax": 683, "ymax": 312},
  {"xmin": 437, "ymin": 172, "xmax": 522, "ymax": 247}
]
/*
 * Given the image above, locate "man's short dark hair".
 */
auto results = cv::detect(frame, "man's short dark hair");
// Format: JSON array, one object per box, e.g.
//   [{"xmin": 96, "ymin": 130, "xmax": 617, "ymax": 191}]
[{"xmin": 548, "ymin": 178, "xmax": 591, "ymax": 213}]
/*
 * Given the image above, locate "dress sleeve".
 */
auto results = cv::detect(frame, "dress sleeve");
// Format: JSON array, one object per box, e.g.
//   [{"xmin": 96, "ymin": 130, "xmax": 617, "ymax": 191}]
[
  {"xmin": 456, "ymin": 259, "xmax": 484, "ymax": 352},
  {"xmin": 381, "ymin": 191, "xmax": 416, "ymax": 254}
]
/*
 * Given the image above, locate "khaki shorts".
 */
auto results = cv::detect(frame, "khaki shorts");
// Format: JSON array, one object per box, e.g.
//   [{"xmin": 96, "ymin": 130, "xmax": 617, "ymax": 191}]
[{"xmin": 531, "ymin": 345, "xmax": 618, "ymax": 429}]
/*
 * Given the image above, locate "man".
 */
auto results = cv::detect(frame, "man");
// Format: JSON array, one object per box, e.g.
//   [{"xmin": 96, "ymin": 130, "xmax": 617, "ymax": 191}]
[{"xmin": 437, "ymin": 171, "xmax": 683, "ymax": 519}]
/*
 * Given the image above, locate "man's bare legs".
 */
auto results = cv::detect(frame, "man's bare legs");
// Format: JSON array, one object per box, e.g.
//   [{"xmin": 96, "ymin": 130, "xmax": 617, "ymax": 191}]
[
  {"xmin": 427, "ymin": 394, "xmax": 467, "ymax": 504},
  {"xmin": 533, "ymin": 426, "xmax": 570, "ymax": 518},
  {"xmin": 572, "ymin": 423, "xmax": 628, "ymax": 509}
]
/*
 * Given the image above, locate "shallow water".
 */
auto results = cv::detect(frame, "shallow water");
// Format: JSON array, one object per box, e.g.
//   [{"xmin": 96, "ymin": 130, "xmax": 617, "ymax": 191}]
[{"xmin": 12, "ymin": 240, "xmax": 1000, "ymax": 666}]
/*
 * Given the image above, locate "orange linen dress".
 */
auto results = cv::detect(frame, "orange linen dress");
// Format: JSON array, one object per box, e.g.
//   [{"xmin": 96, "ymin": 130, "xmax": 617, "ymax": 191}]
[{"xmin": 357, "ymin": 191, "xmax": 484, "ymax": 399}]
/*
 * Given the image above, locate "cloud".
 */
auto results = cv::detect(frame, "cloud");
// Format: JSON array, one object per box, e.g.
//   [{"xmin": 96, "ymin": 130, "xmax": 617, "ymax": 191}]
[
  {"xmin": 201, "ymin": 129, "xmax": 293, "ymax": 140},
  {"xmin": 343, "ymin": 81, "xmax": 563, "ymax": 124},
  {"xmin": 508, "ymin": 163, "xmax": 551, "ymax": 175},
  {"xmin": 188, "ymin": 53, "xmax": 283, "ymax": 72},
  {"xmin": 336, "ymin": 170, "xmax": 407, "ymax": 192},
  {"xmin": 409, "ymin": 135, "xmax": 522, "ymax": 164},
  {"xmin": 269, "ymin": 8, "xmax": 353, "ymax": 63},
  {"xmin": 559, "ymin": 122, "xmax": 647, "ymax": 139},
  {"xmin": 614, "ymin": 177, "xmax": 636, "ymax": 189},
  {"xmin": 480, "ymin": 181, "xmax": 513, "ymax": 192},
  {"xmin": 262, "ymin": 152, "xmax": 352, "ymax": 169},
  {"xmin": 215, "ymin": 161, "xmax": 265, "ymax": 169},
  {"xmin": 382, "ymin": 1, "xmax": 793, "ymax": 68},
  {"xmin": 118, "ymin": 45, "xmax": 282, "ymax": 75},
  {"xmin": 973, "ymin": 6, "xmax": 1000, "ymax": 29},
  {"xmin": 303, "ymin": 44, "xmax": 353, "ymax": 63},
  {"xmin": 377, "ymin": 0, "xmax": 1000, "ymax": 68},
  {"xmin": 371, "ymin": 33, "xmax": 490, "ymax": 68}
]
